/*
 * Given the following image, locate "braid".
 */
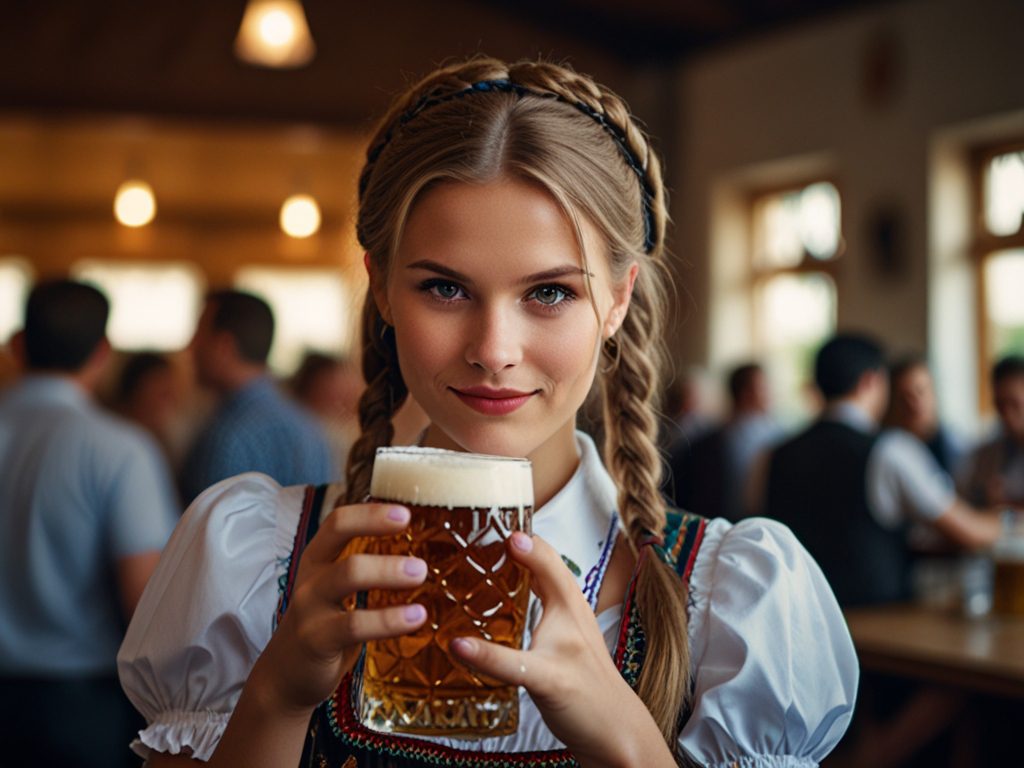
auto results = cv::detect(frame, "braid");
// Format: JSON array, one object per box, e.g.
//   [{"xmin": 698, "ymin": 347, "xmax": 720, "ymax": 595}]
[
  {"xmin": 344, "ymin": 292, "xmax": 408, "ymax": 505},
  {"xmin": 601, "ymin": 261, "xmax": 690, "ymax": 746}
]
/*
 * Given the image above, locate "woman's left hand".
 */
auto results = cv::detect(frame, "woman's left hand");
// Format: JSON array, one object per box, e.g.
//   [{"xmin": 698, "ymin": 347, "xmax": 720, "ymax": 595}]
[{"xmin": 449, "ymin": 532, "xmax": 675, "ymax": 768}]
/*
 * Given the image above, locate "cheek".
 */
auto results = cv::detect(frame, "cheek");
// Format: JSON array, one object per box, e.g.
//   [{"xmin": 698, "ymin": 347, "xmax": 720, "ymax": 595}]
[
  {"xmin": 392, "ymin": 313, "xmax": 456, "ymax": 387},
  {"xmin": 533, "ymin": 314, "xmax": 601, "ymax": 391}
]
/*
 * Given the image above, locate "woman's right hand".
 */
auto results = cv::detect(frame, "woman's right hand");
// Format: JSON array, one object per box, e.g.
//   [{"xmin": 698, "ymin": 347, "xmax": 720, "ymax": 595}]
[{"xmin": 252, "ymin": 502, "xmax": 429, "ymax": 714}]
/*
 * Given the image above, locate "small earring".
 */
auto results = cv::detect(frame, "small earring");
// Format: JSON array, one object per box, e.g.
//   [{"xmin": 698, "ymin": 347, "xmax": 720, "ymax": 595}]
[{"xmin": 600, "ymin": 336, "xmax": 621, "ymax": 374}]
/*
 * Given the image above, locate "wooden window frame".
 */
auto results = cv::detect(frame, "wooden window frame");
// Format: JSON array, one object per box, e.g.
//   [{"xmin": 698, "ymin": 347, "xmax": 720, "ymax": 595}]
[
  {"xmin": 748, "ymin": 177, "xmax": 844, "ymax": 349},
  {"xmin": 970, "ymin": 140, "xmax": 1024, "ymax": 412}
]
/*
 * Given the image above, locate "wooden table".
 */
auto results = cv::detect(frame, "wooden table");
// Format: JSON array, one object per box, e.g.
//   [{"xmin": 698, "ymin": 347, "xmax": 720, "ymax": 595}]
[{"xmin": 845, "ymin": 604, "xmax": 1024, "ymax": 698}]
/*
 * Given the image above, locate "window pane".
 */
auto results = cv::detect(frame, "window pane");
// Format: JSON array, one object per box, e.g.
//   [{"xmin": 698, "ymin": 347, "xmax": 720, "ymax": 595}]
[
  {"xmin": 758, "ymin": 272, "xmax": 837, "ymax": 423},
  {"xmin": 234, "ymin": 267, "xmax": 352, "ymax": 375},
  {"xmin": 984, "ymin": 249, "xmax": 1024, "ymax": 360},
  {"xmin": 800, "ymin": 182, "xmax": 842, "ymax": 260},
  {"xmin": 70, "ymin": 261, "xmax": 204, "ymax": 352},
  {"xmin": 754, "ymin": 181, "xmax": 841, "ymax": 269},
  {"xmin": 985, "ymin": 151, "xmax": 1024, "ymax": 237},
  {"xmin": 0, "ymin": 257, "xmax": 33, "ymax": 344}
]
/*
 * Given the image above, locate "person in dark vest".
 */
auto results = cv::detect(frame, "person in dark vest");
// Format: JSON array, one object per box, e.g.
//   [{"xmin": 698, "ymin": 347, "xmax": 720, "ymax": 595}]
[{"xmin": 761, "ymin": 333, "xmax": 1004, "ymax": 607}]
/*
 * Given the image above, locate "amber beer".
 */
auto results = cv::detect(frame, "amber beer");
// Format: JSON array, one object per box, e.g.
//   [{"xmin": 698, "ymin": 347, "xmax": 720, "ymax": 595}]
[
  {"xmin": 357, "ymin": 447, "xmax": 533, "ymax": 737},
  {"xmin": 993, "ymin": 533, "xmax": 1024, "ymax": 616}
]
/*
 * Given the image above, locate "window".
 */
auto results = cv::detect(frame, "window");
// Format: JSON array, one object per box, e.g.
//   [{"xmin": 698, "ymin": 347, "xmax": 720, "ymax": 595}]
[
  {"xmin": 233, "ymin": 266, "xmax": 355, "ymax": 375},
  {"xmin": 0, "ymin": 257, "xmax": 33, "ymax": 344},
  {"xmin": 70, "ymin": 261, "xmax": 205, "ymax": 352},
  {"xmin": 751, "ymin": 181, "xmax": 841, "ymax": 422},
  {"xmin": 973, "ymin": 144, "xmax": 1024, "ymax": 404}
]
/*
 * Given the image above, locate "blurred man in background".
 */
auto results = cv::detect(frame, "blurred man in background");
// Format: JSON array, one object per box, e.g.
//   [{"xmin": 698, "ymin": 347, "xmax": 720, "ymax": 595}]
[
  {"xmin": 290, "ymin": 351, "xmax": 363, "ymax": 473},
  {"xmin": 668, "ymin": 362, "xmax": 783, "ymax": 521},
  {"xmin": 179, "ymin": 289, "xmax": 335, "ymax": 505},
  {"xmin": 885, "ymin": 354, "xmax": 964, "ymax": 476},
  {"xmin": 110, "ymin": 350, "xmax": 187, "ymax": 473},
  {"xmin": 0, "ymin": 279, "xmax": 178, "ymax": 768},
  {"xmin": 761, "ymin": 333, "xmax": 1004, "ymax": 607},
  {"xmin": 959, "ymin": 354, "xmax": 1024, "ymax": 509}
]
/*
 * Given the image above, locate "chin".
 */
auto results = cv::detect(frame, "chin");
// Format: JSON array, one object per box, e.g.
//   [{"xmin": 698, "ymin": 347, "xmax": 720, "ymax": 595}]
[{"xmin": 443, "ymin": 423, "xmax": 538, "ymax": 460}]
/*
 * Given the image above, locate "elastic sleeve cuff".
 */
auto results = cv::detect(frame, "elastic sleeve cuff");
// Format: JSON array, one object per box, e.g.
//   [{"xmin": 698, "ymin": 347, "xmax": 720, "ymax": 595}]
[
  {"xmin": 131, "ymin": 710, "xmax": 230, "ymax": 763},
  {"xmin": 707, "ymin": 757, "xmax": 817, "ymax": 768}
]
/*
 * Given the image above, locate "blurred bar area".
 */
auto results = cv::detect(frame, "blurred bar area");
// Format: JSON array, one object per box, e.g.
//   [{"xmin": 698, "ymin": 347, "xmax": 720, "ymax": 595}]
[{"xmin": 1, "ymin": 1, "xmax": 1023, "ymax": 766}]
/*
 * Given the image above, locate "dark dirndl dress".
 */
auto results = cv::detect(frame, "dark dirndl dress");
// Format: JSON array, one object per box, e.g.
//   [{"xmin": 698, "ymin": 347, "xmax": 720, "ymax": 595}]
[{"xmin": 278, "ymin": 485, "xmax": 707, "ymax": 768}]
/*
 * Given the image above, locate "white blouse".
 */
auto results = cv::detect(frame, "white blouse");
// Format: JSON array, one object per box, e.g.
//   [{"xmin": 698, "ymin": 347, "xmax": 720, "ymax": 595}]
[{"xmin": 118, "ymin": 433, "xmax": 858, "ymax": 767}]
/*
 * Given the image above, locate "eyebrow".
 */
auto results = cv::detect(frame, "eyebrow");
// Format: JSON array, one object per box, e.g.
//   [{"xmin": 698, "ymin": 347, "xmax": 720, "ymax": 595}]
[{"xmin": 406, "ymin": 259, "xmax": 593, "ymax": 285}]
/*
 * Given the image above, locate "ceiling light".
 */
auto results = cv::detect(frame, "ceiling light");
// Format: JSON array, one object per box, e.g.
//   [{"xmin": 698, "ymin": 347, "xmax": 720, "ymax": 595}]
[
  {"xmin": 113, "ymin": 180, "xmax": 157, "ymax": 228},
  {"xmin": 280, "ymin": 194, "xmax": 321, "ymax": 238},
  {"xmin": 235, "ymin": 0, "xmax": 316, "ymax": 69}
]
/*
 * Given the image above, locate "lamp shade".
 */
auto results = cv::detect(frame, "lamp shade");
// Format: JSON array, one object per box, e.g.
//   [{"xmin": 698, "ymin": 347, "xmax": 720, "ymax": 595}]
[{"xmin": 235, "ymin": 0, "xmax": 315, "ymax": 69}]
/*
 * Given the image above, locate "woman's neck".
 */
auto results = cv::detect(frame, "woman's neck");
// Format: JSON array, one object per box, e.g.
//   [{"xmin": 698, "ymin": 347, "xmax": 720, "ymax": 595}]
[
  {"xmin": 527, "ymin": 422, "xmax": 582, "ymax": 508},
  {"xmin": 419, "ymin": 420, "xmax": 582, "ymax": 510}
]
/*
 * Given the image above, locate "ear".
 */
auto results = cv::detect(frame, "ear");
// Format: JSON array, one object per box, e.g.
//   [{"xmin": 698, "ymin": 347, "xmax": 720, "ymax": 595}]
[
  {"xmin": 80, "ymin": 337, "xmax": 112, "ymax": 384},
  {"xmin": 602, "ymin": 262, "xmax": 639, "ymax": 340},
  {"xmin": 367, "ymin": 256, "xmax": 394, "ymax": 326},
  {"xmin": 92, "ymin": 337, "xmax": 112, "ymax": 367}
]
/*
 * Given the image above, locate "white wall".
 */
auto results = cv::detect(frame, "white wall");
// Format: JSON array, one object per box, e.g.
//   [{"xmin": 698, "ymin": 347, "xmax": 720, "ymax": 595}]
[{"xmin": 671, "ymin": 0, "xmax": 1024, "ymax": 433}]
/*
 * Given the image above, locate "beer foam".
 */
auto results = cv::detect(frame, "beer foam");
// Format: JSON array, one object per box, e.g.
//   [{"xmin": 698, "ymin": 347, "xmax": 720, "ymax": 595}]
[{"xmin": 371, "ymin": 447, "xmax": 533, "ymax": 509}]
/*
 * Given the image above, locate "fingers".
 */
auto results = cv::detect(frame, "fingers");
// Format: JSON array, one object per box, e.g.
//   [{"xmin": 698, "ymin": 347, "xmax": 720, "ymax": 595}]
[
  {"xmin": 302, "ymin": 503, "xmax": 411, "ymax": 564},
  {"xmin": 507, "ymin": 532, "xmax": 583, "ymax": 611},
  {"xmin": 313, "ymin": 552, "xmax": 427, "ymax": 603},
  {"xmin": 320, "ymin": 603, "xmax": 429, "ymax": 648},
  {"xmin": 449, "ymin": 636, "xmax": 531, "ymax": 688}
]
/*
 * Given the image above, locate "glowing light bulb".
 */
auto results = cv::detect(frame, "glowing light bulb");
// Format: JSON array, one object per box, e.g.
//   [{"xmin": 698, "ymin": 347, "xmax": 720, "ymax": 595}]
[
  {"xmin": 259, "ymin": 10, "xmax": 295, "ymax": 47},
  {"xmin": 114, "ymin": 180, "xmax": 156, "ymax": 228},
  {"xmin": 235, "ymin": 0, "xmax": 315, "ymax": 69},
  {"xmin": 280, "ymin": 194, "xmax": 321, "ymax": 238}
]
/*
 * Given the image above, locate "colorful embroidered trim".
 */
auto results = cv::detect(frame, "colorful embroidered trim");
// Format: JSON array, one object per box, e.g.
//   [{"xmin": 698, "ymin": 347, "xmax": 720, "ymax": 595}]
[
  {"xmin": 323, "ymin": 674, "xmax": 579, "ymax": 768},
  {"xmin": 582, "ymin": 514, "xmax": 620, "ymax": 611},
  {"xmin": 274, "ymin": 484, "xmax": 318, "ymax": 628}
]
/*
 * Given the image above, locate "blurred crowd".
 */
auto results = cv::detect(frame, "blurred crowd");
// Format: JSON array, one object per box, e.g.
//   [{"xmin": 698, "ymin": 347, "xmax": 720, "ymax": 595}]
[
  {"xmin": 661, "ymin": 340, "xmax": 1024, "ymax": 608},
  {"xmin": 0, "ymin": 278, "xmax": 1022, "ymax": 765},
  {"xmin": 0, "ymin": 280, "xmax": 427, "ymax": 767}
]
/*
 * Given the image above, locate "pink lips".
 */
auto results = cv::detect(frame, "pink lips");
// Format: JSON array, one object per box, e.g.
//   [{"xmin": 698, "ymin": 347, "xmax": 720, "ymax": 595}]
[{"xmin": 451, "ymin": 386, "xmax": 537, "ymax": 416}]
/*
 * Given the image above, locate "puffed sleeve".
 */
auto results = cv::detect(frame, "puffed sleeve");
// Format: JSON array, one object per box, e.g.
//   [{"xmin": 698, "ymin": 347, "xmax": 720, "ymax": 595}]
[
  {"xmin": 117, "ymin": 472, "xmax": 304, "ymax": 761},
  {"xmin": 679, "ymin": 517, "xmax": 858, "ymax": 768}
]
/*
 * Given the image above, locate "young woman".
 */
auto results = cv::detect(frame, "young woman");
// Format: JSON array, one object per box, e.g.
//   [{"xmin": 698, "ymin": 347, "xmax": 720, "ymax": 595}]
[{"xmin": 119, "ymin": 57, "xmax": 857, "ymax": 767}]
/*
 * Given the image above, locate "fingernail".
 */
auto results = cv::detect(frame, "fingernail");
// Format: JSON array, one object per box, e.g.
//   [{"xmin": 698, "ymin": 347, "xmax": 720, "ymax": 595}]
[
  {"xmin": 404, "ymin": 604, "xmax": 426, "ymax": 623},
  {"xmin": 511, "ymin": 532, "xmax": 533, "ymax": 552},
  {"xmin": 387, "ymin": 506, "xmax": 410, "ymax": 523},
  {"xmin": 403, "ymin": 558, "xmax": 427, "ymax": 579},
  {"xmin": 451, "ymin": 637, "xmax": 476, "ymax": 655}
]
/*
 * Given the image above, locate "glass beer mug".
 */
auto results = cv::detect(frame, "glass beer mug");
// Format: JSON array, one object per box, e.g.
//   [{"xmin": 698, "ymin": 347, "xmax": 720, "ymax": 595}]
[{"xmin": 355, "ymin": 447, "xmax": 533, "ymax": 738}]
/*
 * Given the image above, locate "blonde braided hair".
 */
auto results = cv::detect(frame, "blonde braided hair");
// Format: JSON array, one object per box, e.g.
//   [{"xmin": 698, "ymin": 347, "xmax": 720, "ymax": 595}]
[{"xmin": 346, "ymin": 56, "xmax": 687, "ymax": 747}]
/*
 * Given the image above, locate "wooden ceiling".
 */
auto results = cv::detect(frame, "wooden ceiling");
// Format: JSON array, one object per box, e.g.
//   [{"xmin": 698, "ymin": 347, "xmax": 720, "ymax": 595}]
[
  {"xmin": 0, "ymin": 0, "xmax": 884, "ymax": 127},
  {"xmin": 0, "ymin": 0, "xmax": 885, "ymax": 282}
]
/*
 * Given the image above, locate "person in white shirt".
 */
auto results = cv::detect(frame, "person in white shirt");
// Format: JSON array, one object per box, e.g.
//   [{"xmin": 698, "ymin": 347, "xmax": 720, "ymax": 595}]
[{"xmin": 119, "ymin": 57, "xmax": 857, "ymax": 768}]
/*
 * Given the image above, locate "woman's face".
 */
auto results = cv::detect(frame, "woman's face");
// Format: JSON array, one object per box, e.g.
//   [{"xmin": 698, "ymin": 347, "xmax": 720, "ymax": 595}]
[{"xmin": 375, "ymin": 177, "xmax": 635, "ymax": 462}]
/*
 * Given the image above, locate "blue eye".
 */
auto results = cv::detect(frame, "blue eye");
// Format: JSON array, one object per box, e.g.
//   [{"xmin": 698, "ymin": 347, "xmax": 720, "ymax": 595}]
[
  {"xmin": 530, "ymin": 285, "xmax": 571, "ymax": 306},
  {"xmin": 422, "ymin": 279, "xmax": 466, "ymax": 302}
]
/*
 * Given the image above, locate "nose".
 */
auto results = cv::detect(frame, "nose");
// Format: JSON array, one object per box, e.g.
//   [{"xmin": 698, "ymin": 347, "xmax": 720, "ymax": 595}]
[{"xmin": 464, "ymin": 305, "xmax": 523, "ymax": 375}]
